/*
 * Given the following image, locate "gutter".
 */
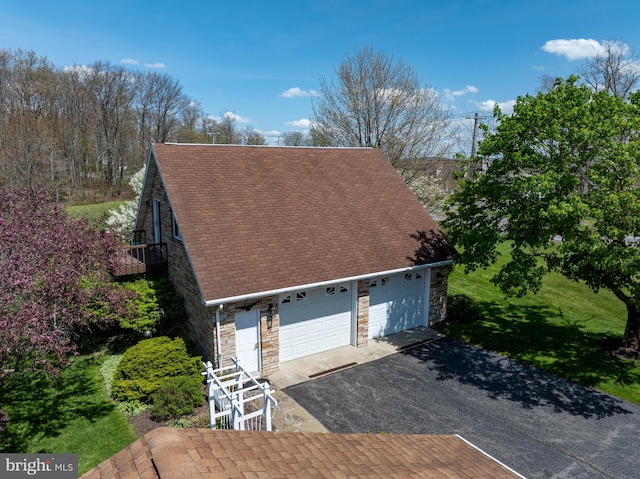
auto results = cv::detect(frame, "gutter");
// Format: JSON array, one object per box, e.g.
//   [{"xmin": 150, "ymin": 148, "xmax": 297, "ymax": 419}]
[
  {"xmin": 215, "ymin": 304, "xmax": 223, "ymax": 368},
  {"xmin": 203, "ymin": 260, "xmax": 453, "ymax": 308}
]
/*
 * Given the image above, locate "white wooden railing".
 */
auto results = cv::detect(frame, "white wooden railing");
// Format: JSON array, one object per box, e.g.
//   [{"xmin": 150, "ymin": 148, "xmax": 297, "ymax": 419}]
[{"xmin": 202, "ymin": 358, "xmax": 277, "ymax": 431}]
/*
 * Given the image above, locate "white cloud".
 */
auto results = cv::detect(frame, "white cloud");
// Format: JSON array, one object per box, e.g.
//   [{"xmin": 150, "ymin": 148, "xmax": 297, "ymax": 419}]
[
  {"xmin": 541, "ymin": 39, "xmax": 611, "ymax": 61},
  {"xmin": 280, "ymin": 87, "xmax": 319, "ymax": 98},
  {"xmin": 144, "ymin": 62, "xmax": 166, "ymax": 69},
  {"xmin": 256, "ymin": 129, "xmax": 281, "ymax": 136},
  {"xmin": 121, "ymin": 58, "xmax": 140, "ymax": 65},
  {"xmin": 444, "ymin": 85, "xmax": 479, "ymax": 101},
  {"xmin": 63, "ymin": 65, "xmax": 94, "ymax": 78},
  {"xmin": 218, "ymin": 111, "xmax": 251, "ymax": 124},
  {"xmin": 472, "ymin": 99, "xmax": 516, "ymax": 114},
  {"xmin": 284, "ymin": 119, "xmax": 312, "ymax": 129}
]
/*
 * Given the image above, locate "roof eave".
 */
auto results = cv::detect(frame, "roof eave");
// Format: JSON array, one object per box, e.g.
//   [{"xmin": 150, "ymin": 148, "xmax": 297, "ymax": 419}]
[{"xmin": 203, "ymin": 259, "xmax": 453, "ymax": 307}]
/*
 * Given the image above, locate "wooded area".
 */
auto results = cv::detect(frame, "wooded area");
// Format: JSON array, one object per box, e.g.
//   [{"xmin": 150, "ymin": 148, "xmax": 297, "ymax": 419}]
[{"xmin": 0, "ymin": 49, "xmax": 232, "ymax": 202}]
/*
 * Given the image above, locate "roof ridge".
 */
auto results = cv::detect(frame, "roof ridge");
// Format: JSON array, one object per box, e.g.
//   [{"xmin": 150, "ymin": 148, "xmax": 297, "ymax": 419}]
[{"xmin": 158, "ymin": 142, "xmax": 375, "ymax": 150}]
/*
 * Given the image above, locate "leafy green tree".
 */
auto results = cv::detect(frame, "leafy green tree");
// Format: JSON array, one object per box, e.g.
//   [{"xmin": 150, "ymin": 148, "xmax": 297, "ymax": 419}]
[{"xmin": 445, "ymin": 77, "xmax": 640, "ymax": 349}]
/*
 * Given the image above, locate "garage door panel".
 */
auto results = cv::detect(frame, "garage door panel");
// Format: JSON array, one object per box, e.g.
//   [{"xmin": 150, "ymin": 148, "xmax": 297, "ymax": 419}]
[
  {"xmin": 279, "ymin": 284, "xmax": 352, "ymax": 362},
  {"xmin": 369, "ymin": 272, "xmax": 425, "ymax": 339}
]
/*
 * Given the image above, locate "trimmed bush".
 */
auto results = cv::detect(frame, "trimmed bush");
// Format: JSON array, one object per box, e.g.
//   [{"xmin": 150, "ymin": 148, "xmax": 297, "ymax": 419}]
[
  {"xmin": 111, "ymin": 336, "xmax": 202, "ymax": 402},
  {"xmin": 151, "ymin": 376, "xmax": 204, "ymax": 420},
  {"xmin": 446, "ymin": 293, "xmax": 482, "ymax": 324}
]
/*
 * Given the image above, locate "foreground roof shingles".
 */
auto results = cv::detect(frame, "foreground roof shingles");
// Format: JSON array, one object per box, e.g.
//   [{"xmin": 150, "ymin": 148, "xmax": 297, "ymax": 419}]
[
  {"xmin": 81, "ymin": 428, "xmax": 523, "ymax": 479},
  {"xmin": 150, "ymin": 144, "xmax": 453, "ymax": 303}
]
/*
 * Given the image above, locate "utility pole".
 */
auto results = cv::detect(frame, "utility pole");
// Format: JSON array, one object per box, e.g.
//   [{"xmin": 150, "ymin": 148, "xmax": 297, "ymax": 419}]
[{"xmin": 466, "ymin": 112, "xmax": 489, "ymax": 174}]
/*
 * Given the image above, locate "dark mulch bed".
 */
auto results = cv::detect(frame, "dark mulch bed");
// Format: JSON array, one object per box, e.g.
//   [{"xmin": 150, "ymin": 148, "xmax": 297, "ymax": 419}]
[
  {"xmin": 128, "ymin": 402, "xmax": 210, "ymax": 437},
  {"xmin": 600, "ymin": 337, "xmax": 640, "ymax": 361}
]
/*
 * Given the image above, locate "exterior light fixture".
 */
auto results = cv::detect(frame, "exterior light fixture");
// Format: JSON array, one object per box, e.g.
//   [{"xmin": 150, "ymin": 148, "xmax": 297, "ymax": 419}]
[{"xmin": 267, "ymin": 304, "xmax": 274, "ymax": 329}]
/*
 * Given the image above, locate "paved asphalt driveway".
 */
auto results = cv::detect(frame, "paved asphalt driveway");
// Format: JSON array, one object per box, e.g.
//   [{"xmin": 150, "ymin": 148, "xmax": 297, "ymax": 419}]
[{"xmin": 284, "ymin": 337, "xmax": 640, "ymax": 479}]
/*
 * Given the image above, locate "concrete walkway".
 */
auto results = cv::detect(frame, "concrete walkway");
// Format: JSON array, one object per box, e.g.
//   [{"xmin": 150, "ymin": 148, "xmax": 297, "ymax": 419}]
[{"xmin": 267, "ymin": 327, "xmax": 443, "ymax": 433}]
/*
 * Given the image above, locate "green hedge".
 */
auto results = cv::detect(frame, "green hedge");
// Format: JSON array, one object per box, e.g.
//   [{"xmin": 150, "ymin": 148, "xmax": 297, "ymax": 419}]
[{"xmin": 111, "ymin": 336, "xmax": 202, "ymax": 402}]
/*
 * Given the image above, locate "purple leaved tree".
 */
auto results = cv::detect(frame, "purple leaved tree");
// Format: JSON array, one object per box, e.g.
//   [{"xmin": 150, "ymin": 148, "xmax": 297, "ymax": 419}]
[{"xmin": 0, "ymin": 187, "xmax": 135, "ymax": 381}]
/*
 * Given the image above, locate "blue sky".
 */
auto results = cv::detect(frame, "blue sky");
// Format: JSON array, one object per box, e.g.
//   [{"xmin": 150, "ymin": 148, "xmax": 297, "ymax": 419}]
[{"xmin": 2, "ymin": 0, "xmax": 640, "ymax": 146}]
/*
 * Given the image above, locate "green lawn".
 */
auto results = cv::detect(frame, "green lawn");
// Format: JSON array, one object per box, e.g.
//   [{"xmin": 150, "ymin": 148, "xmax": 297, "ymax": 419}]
[
  {"xmin": 0, "ymin": 354, "xmax": 138, "ymax": 475},
  {"xmin": 66, "ymin": 200, "xmax": 127, "ymax": 221},
  {"xmin": 439, "ymin": 243, "xmax": 640, "ymax": 404}
]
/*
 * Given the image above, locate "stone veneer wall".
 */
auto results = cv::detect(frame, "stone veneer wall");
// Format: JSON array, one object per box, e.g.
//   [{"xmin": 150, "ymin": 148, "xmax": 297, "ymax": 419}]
[
  {"xmin": 428, "ymin": 266, "xmax": 450, "ymax": 325},
  {"xmin": 216, "ymin": 296, "xmax": 280, "ymax": 376},
  {"xmin": 141, "ymin": 167, "xmax": 216, "ymax": 361},
  {"xmin": 356, "ymin": 280, "xmax": 370, "ymax": 348}
]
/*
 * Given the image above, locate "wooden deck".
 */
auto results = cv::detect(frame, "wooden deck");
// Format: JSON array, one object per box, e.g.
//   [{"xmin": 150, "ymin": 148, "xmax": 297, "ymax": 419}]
[{"xmin": 113, "ymin": 243, "xmax": 168, "ymax": 277}]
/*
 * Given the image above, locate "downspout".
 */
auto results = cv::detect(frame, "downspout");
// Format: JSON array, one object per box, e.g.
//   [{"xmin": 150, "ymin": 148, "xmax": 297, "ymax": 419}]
[{"xmin": 216, "ymin": 304, "xmax": 223, "ymax": 369}]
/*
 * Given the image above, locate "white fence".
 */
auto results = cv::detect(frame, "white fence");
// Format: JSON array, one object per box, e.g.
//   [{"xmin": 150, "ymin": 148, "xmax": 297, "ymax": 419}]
[{"xmin": 202, "ymin": 358, "xmax": 277, "ymax": 431}]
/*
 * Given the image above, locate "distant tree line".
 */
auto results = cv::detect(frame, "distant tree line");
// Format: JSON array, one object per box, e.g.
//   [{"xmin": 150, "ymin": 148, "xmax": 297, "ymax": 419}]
[{"xmin": 0, "ymin": 49, "xmax": 309, "ymax": 201}]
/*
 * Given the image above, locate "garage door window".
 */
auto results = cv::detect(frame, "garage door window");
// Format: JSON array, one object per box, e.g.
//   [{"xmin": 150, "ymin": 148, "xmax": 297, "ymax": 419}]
[
  {"xmin": 326, "ymin": 285, "xmax": 349, "ymax": 296},
  {"xmin": 370, "ymin": 276, "xmax": 390, "ymax": 288},
  {"xmin": 280, "ymin": 291, "xmax": 308, "ymax": 305}
]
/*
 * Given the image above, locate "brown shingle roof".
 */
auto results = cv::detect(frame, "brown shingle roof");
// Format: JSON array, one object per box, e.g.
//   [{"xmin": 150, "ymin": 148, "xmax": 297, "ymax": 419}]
[
  {"xmin": 149, "ymin": 144, "xmax": 452, "ymax": 303},
  {"xmin": 81, "ymin": 428, "xmax": 523, "ymax": 479}
]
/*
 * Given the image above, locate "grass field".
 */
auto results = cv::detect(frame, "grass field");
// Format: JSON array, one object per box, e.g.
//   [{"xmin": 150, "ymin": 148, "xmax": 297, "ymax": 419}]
[
  {"xmin": 66, "ymin": 200, "xmax": 127, "ymax": 221},
  {"xmin": 0, "ymin": 354, "xmax": 138, "ymax": 475},
  {"xmin": 440, "ymin": 243, "xmax": 640, "ymax": 404}
]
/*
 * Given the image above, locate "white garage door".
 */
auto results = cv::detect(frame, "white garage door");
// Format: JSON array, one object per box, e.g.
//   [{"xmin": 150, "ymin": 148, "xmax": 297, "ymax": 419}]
[
  {"xmin": 279, "ymin": 283, "xmax": 353, "ymax": 362},
  {"xmin": 368, "ymin": 271, "xmax": 426, "ymax": 339}
]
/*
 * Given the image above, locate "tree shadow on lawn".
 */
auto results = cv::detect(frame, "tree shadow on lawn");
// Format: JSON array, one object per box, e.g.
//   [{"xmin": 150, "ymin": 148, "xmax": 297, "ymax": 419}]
[
  {"xmin": 417, "ymin": 298, "xmax": 640, "ymax": 419},
  {"xmin": 0, "ymin": 356, "xmax": 116, "ymax": 453}
]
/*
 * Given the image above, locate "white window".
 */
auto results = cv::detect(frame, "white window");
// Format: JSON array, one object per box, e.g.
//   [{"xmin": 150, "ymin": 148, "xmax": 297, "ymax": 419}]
[{"xmin": 172, "ymin": 211, "xmax": 182, "ymax": 241}]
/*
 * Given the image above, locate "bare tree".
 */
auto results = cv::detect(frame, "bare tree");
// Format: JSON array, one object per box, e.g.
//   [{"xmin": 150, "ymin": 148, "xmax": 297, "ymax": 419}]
[
  {"xmin": 282, "ymin": 131, "xmax": 312, "ymax": 146},
  {"xmin": 56, "ymin": 65, "xmax": 99, "ymax": 195},
  {"xmin": 537, "ymin": 74, "xmax": 560, "ymax": 93},
  {"xmin": 176, "ymin": 101, "xmax": 209, "ymax": 143},
  {"xmin": 312, "ymin": 45, "xmax": 452, "ymax": 183},
  {"xmin": 578, "ymin": 41, "xmax": 640, "ymax": 98},
  {"xmin": 211, "ymin": 112, "xmax": 243, "ymax": 144},
  {"xmin": 86, "ymin": 62, "xmax": 138, "ymax": 193},
  {"xmin": 243, "ymin": 127, "xmax": 266, "ymax": 145},
  {"xmin": 0, "ymin": 50, "xmax": 58, "ymax": 189},
  {"xmin": 135, "ymin": 71, "xmax": 190, "ymax": 151}
]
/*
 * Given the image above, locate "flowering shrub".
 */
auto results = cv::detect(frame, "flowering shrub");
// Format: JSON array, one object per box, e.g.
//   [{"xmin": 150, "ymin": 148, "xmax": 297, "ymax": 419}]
[
  {"xmin": 0, "ymin": 187, "xmax": 135, "ymax": 380},
  {"xmin": 107, "ymin": 166, "xmax": 145, "ymax": 232}
]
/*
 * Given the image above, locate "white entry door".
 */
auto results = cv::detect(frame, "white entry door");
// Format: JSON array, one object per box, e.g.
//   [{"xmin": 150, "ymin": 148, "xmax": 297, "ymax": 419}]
[{"xmin": 235, "ymin": 310, "xmax": 260, "ymax": 374}]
